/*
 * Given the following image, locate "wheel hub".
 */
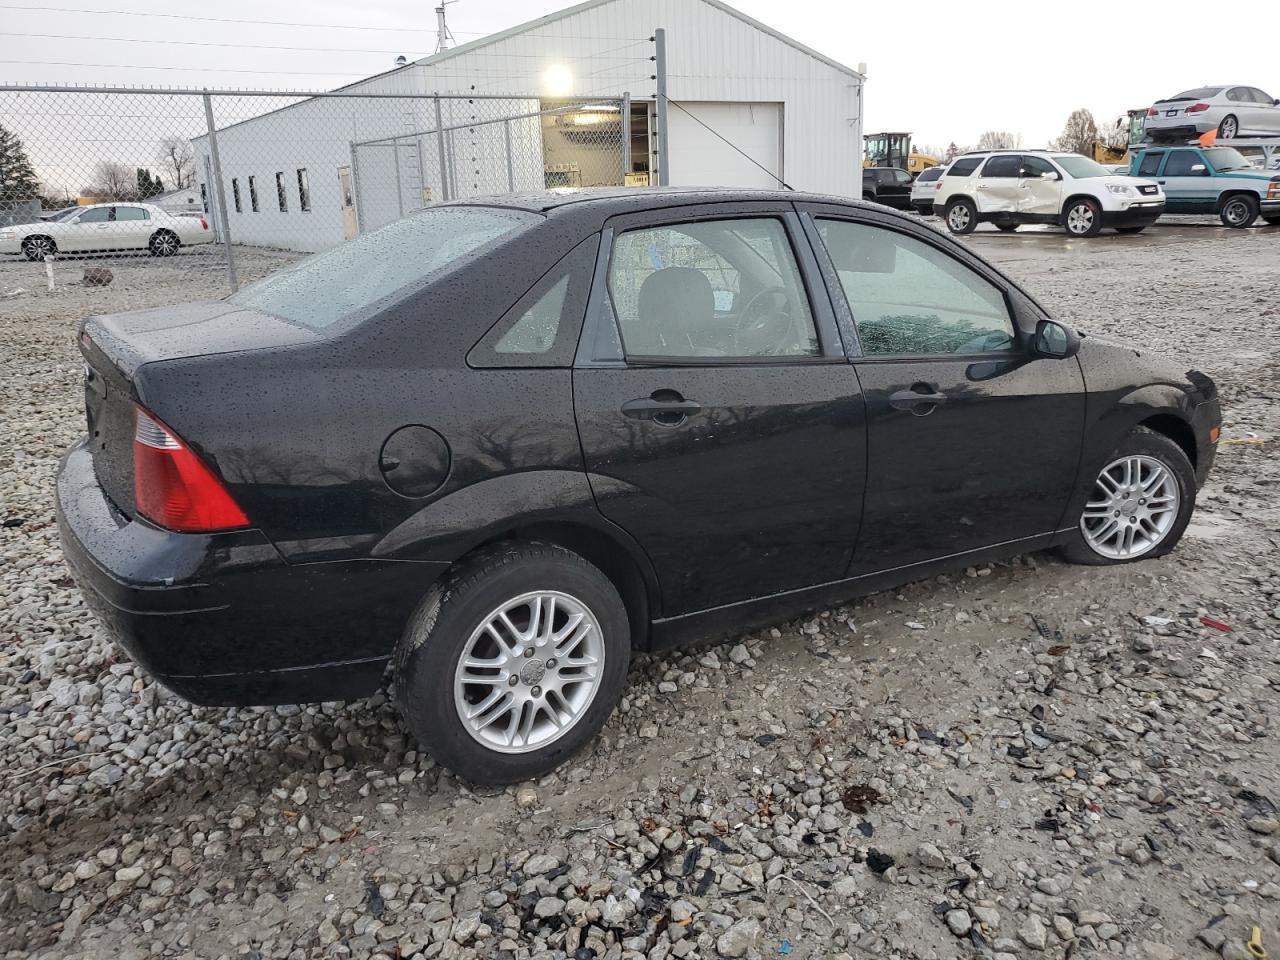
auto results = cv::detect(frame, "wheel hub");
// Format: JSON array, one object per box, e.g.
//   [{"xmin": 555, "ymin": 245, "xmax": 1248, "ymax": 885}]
[
  {"xmin": 1080, "ymin": 455, "xmax": 1179, "ymax": 559},
  {"xmin": 519, "ymin": 658, "xmax": 546, "ymax": 686}
]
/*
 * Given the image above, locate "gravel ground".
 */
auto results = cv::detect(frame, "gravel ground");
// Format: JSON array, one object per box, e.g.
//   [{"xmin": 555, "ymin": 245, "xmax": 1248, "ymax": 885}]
[{"xmin": 1, "ymin": 221, "xmax": 1278, "ymax": 960}]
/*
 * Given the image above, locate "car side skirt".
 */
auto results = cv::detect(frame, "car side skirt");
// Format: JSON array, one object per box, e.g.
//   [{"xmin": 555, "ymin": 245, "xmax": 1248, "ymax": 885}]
[{"xmin": 648, "ymin": 530, "xmax": 1061, "ymax": 651}]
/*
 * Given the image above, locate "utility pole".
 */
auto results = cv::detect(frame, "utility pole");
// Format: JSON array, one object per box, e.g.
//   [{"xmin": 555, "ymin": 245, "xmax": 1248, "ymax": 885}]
[
  {"xmin": 435, "ymin": 2, "xmax": 455, "ymax": 54},
  {"xmin": 654, "ymin": 27, "xmax": 669, "ymax": 187}
]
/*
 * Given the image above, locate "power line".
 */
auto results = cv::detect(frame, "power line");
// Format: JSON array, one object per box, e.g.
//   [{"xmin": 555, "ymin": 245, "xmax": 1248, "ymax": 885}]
[
  {"xmin": 0, "ymin": 59, "xmax": 375, "ymax": 77},
  {"xmin": 0, "ymin": 31, "xmax": 651, "ymax": 60}
]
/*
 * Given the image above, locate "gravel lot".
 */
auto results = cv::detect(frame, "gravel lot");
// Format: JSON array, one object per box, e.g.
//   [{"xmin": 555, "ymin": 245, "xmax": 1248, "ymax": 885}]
[{"xmin": 1, "ymin": 221, "xmax": 1278, "ymax": 960}]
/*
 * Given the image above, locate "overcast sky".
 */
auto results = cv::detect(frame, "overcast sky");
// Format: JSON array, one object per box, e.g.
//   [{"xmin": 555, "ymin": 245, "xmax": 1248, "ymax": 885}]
[{"xmin": 1, "ymin": 0, "xmax": 1270, "ymax": 151}]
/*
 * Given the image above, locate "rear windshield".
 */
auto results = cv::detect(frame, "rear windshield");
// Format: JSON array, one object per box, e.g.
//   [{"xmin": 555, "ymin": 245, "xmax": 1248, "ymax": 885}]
[
  {"xmin": 916, "ymin": 167, "xmax": 943, "ymax": 182},
  {"xmin": 1172, "ymin": 87, "xmax": 1223, "ymax": 99},
  {"xmin": 229, "ymin": 206, "xmax": 539, "ymax": 329}
]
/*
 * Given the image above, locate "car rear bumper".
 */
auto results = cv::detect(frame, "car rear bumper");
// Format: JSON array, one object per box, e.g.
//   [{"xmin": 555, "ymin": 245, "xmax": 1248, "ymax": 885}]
[
  {"xmin": 1145, "ymin": 120, "xmax": 1211, "ymax": 141},
  {"xmin": 56, "ymin": 439, "xmax": 446, "ymax": 706},
  {"xmin": 1102, "ymin": 202, "xmax": 1165, "ymax": 227}
]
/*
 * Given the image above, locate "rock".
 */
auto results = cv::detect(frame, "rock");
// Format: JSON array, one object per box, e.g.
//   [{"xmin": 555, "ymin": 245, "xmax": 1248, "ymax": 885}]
[
  {"xmin": 523, "ymin": 854, "xmax": 561, "ymax": 875},
  {"xmin": 1018, "ymin": 915, "xmax": 1047, "ymax": 951},
  {"xmin": 945, "ymin": 909, "xmax": 972, "ymax": 936},
  {"xmin": 728, "ymin": 644, "xmax": 750, "ymax": 664},
  {"xmin": 916, "ymin": 842, "xmax": 947, "ymax": 870},
  {"xmin": 1052, "ymin": 915, "xmax": 1074, "ymax": 941},
  {"xmin": 716, "ymin": 918, "xmax": 762, "ymax": 958},
  {"xmin": 1246, "ymin": 818, "xmax": 1279, "ymax": 835},
  {"xmin": 515, "ymin": 785, "xmax": 539, "ymax": 808},
  {"xmin": 82, "ymin": 267, "xmax": 113, "ymax": 287},
  {"xmin": 533, "ymin": 896, "xmax": 566, "ymax": 919}
]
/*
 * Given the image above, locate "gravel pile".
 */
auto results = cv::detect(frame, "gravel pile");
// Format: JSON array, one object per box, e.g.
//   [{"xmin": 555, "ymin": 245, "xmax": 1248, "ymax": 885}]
[{"xmin": 1, "ymin": 224, "xmax": 1278, "ymax": 960}]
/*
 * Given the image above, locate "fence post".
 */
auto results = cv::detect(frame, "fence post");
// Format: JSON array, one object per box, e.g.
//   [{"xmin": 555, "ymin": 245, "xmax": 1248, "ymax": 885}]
[
  {"xmin": 621, "ymin": 91, "xmax": 631, "ymax": 182},
  {"xmin": 434, "ymin": 97, "xmax": 451, "ymax": 201},
  {"xmin": 349, "ymin": 142, "xmax": 365, "ymax": 233},
  {"xmin": 392, "ymin": 138, "xmax": 405, "ymax": 217},
  {"xmin": 654, "ymin": 28, "xmax": 670, "ymax": 187},
  {"xmin": 201, "ymin": 91, "xmax": 239, "ymax": 293},
  {"xmin": 503, "ymin": 120, "xmax": 515, "ymax": 192}
]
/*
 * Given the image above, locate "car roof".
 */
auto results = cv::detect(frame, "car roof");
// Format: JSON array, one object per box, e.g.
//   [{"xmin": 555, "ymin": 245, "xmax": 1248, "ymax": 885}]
[{"xmin": 451, "ymin": 186, "xmax": 879, "ymax": 216}]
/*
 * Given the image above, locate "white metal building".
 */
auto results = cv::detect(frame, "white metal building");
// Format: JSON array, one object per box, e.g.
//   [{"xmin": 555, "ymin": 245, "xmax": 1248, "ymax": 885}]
[
  {"xmin": 148, "ymin": 187, "xmax": 204, "ymax": 218},
  {"xmin": 193, "ymin": 0, "xmax": 864, "ymax": 251}
]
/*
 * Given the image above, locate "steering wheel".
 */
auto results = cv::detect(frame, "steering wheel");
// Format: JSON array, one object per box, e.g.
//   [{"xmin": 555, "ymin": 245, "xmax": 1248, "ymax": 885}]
[{"xmin": 735, "ymin": 286, "xmax": 795, "ymax": 355}]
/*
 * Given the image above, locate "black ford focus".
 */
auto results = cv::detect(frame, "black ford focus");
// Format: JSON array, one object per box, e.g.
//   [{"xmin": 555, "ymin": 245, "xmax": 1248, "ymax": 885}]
[{"xmin": 57, "ymin": 188, "xmax": 1220, "ymax": 783}]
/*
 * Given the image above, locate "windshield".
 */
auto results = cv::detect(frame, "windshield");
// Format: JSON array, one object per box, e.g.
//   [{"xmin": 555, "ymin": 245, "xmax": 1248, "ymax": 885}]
[
  {"xmin": 229, "ymin": 206, "xmax": 539, "ymax": 329},
  {"xmin": 1053, "ymin": 155, "xmax": 1110, "ymax": 179},
  {"xmin": 1204, "ymin": 147, "xmax": 1253, "ymax": 172}
]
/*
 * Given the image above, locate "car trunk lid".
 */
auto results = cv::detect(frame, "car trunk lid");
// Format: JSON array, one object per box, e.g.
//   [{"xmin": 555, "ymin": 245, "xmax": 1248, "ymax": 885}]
[{"xmin": 79, "ymin": 301, "xmax": 320, "ymax": 518}]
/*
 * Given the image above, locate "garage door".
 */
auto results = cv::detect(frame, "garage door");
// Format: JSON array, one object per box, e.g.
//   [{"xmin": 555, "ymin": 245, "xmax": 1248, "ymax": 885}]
[{"xmin": 666, "ymin": 102, "xmax": 782, "ymax": 189}]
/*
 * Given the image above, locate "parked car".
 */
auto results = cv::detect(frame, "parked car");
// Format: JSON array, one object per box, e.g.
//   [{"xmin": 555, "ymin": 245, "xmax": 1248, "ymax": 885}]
[
  {"xmin": 1145, "ymin": 86, "xmax": 1280, "ymax": 141},
  {"xmin": 862, "ymin": 166, "xmax": 914, "ymax": 210},
  {"xmin": 1129, "ymin": 144, "xmax": 1280, "ymax": 227},
  {"xmin": 0, "ymin": 202, "xmax": 212, "ymax": 260},
  {"xmin": 934, "ymin": 150, "xmax": 1165, "ymax": 237},
  {"xmin": 910, "ymin": 165, "xmax": 944, "ymax": 215},
  {"xmin": 57, "ymin": 188, "xmax": 1220, "ymax": 783}
]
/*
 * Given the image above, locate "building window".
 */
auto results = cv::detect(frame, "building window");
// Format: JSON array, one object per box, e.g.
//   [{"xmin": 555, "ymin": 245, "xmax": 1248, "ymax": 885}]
[
  {"xmin": 275, "ymin": 171, "xmax": 288, "ymax": 212},
  {"xmin": 296, "ymin": 168, "xmax": 311, "ymax": 212},
  {"xmin": 248, "ymin": 175, "xmax": 260, "ymax": 212},
  {"xmin": 231, "ymin": 178, "xmax": 242, "ymax": 213}
]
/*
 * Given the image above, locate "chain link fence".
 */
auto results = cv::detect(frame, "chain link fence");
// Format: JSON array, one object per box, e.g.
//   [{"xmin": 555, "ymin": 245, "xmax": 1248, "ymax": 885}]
[{"xmin": 1, "ymin": 85, "xmax": 631, "ymax": 295}]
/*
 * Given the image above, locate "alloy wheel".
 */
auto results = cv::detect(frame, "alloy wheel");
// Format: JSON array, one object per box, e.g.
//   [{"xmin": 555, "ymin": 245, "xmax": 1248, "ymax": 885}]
[
  {"xmin": 26, "ymin": 237, "xmax": 54, "ymax": 260},
  {"xmin": 152, "ymin": 232, "xmax": 178, "ymax": 255},
  {"xmin": 1066, "ymin": 204, "xmax": 1095, "ymax": 235},
  {"xmin": 453, "ymin": 590, "xmax": 605, "ymax": 754},
  {"xmin": 1223, "ymin": 199, "xmax": 1251, "ymax": 227},
  {"xmin": 1080, "ymin": 455, "xmax": 1180, "ymax": 560},
  {"xmin": 947, "ymin": 205, "xmax": 970, "ymax": 230},
  {"xmin": 1220, "ymin": 117, "xmax": 1238, "ymax": 139}
]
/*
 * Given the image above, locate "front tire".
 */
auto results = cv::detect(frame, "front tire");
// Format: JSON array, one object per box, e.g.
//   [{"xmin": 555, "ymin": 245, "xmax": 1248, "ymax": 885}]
[
  {"xmin": 394, "ymin": 542, "xmax": 631, "ymax": 785},
  {"xmin": 944, "ymin": 198, "xmax": 977, "ymax": 234},
  {"xmin": 21, "ymin": 235, "xmax": 56, "ymax": 261},
  {"xmin": 1220, "ymin": 194, "xmax": 1259, "ymax": 229},
  {"xmin": 1218, "ymin": 115, "xmax": 1239, "ymax": 139},
  {"xmin": 149, "ymin": 229, "xmax": 180, "ymax": 256},
  {"xmin": 1063, "ymin": 198, "xmax": 1103, "ymax": 237},
  {"xmin": 1059, "ymin": 427, "xmax": 1196, "ymax": 566}
]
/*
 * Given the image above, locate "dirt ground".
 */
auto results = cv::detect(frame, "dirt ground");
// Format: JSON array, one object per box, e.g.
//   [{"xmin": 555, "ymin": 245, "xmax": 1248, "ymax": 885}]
[{"xmin": 1, "ymin": 218, "xmax": 1278, "ymax": 960}]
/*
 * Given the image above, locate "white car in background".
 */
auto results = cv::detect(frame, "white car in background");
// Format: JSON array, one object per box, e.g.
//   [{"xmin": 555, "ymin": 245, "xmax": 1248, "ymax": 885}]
[
  {"xmin": 0, "ymin": 202, "xmax": 213, "ymax": 261},
  {"xmin": 1146, "ymin": 85, "xmax": 1280, "ymax": 141},
  {"xmin": 934, "ymin": 150, "xmax": 1166, "ymax": 237},
  {"xmin": 909, "ymin": 165, "xmax": 944, "ymax": 215}
]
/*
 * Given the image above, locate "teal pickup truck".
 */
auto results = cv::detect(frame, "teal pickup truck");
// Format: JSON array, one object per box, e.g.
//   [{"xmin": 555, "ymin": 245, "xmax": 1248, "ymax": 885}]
[{"xmin": 1128, "ymin": 144, "xmax": 1280, "ymax": 228}]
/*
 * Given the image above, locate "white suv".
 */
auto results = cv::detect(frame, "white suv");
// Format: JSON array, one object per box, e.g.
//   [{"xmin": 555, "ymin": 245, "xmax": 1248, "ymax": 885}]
[{"xmin": 934, "ymin": 150, "xmax": 1166, "ymax": 237}]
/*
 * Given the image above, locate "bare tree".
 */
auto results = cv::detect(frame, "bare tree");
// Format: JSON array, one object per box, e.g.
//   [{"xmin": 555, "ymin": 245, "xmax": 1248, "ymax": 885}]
[
  {"xmin": 157, "ymin": 137, "xmax": 195, "ymax": 189},
  {"xmin": 1051, "ymin": 109, "xmax": 1099, "ymax": 155},
  {"xmin": 83, "ymin": 160, "xmax": 135, "ymax": 200},
  {"xmin": 976, "ymin": 130, "xmax": 1021, "ymax": 151}
]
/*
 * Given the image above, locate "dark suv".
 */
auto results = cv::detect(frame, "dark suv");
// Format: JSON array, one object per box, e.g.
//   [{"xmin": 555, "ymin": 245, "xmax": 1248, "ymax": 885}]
[
  {"xmin": 862, "ymin": 166, "xmax": 915, "ymax": 210},
  {"xmin": 57, "ymin": 188, "xmax": 1220, "ymax": 784}
]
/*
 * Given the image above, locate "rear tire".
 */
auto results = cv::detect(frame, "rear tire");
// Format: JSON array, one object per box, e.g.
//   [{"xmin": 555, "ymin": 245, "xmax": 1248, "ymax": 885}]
[
  {"xmin": 1218, "ymin": 115, "xmax": 1239, "ymax": 139},
  {"xmin": 1058, "ymin": 427, "xmax": 1196, "ymax": 566},
  {"xmin": 149, "ymin": 229, "xmax": 180, "ymax": 257},
  {"xmin": 944, "ymin": 198, "xmax": 978, "ymax": 234},
  {"xmin": 21, "ymin": 235, "xmax": 56, "ymax": 261},
  {"xmin": 1115, "ymin": 226, "xmax": 1147, "ymax": 234},
  {"xmin": 1219, "ymin": 194, "xmax": 1259, "ymax": 228},
  {"xmin": 394, "ymin": 541, "xmax": 631, "ymax": 785},
  {"xmin": 1063, "ymin": 198, "xmax": 1103, "ymax": 237}
]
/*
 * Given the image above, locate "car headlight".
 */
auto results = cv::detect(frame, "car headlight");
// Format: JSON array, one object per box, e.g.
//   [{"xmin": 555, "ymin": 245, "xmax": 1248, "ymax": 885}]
[{"xmin": 1106, "ymin": 183, "xmax": 1136, "ymax": 196}]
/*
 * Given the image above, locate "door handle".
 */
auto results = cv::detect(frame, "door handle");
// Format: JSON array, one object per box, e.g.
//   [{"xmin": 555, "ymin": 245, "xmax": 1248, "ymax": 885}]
[
  {"xmin": 889, "ymin": 385, "xmax": 948, "ymax": 416},
  {"xmin": 621, "ymin": 394, "xmax": 701, "ymax": 425}
]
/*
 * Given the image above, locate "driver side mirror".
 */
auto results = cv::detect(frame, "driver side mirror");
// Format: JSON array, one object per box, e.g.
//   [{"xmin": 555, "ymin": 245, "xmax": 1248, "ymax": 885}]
[
  {"xmin": 1032, "ymin": 319, "xmax": 1080, "ymax": 359},
  {"xmin": 1190, "ymin": 163, "xmax": 1207, "ymax": 175}
]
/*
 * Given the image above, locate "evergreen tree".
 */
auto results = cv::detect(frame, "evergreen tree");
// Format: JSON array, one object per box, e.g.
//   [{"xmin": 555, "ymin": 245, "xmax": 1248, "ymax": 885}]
[
  {"xmin": 0, "ymin": 123, "xmax": 41, "ymax": 202},
  {"xmin": 135, "ymin": 167, "xmax": 165, "ymax": 199}
]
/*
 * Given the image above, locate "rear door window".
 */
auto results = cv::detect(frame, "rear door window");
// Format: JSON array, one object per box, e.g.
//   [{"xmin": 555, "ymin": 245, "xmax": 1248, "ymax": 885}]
[
  {"xmin": 76, "ymin": 208, "xmax": 111, "ymax": 223},
  {"xmin": 114, "ymin": 206, "xmax": 150, "ymax": 221},
  {"xmin": 980, "ymin": 155, "xmax": 1021, "ymax": 178},
  {"xmin": 230, "ymin": 206, "xmax": 539, "ymax": 329},
  {"xmin": 1137, "ymin": 152, "xmax": 1163, "ymax": 177}
]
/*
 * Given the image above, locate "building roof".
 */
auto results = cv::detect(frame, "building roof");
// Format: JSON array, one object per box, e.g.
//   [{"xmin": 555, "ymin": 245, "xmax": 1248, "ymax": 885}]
[{"xmin": 341, "ymin": 0, "xmax": 864, "ymax": 92}]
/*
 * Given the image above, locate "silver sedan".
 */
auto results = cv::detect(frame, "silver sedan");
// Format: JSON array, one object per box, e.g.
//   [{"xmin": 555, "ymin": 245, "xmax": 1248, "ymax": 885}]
[{"xmin": 1146, "ymin": 85, "xmax": 1280, "ymax": 141}]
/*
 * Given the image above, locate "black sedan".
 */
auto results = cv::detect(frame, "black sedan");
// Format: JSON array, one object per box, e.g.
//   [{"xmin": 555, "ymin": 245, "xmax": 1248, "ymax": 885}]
[{"xmin": 57, "ymin": 188, "xmax": 1220, "ymax": 784}]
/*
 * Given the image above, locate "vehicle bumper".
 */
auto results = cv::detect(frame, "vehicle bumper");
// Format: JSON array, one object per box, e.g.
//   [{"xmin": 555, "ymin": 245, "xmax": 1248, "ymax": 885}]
[
  {"xmin": 0, "ymin": 235, "xmax": 21, "ymax": 255},
  {"xmin": 1145, "ymin": 121, "xmax": 1210, "ymax": 141},
  {"xmin": 911, "ymin": 199, "xmax": 935, "ymax": 214},
  {"xmin": 1190, "ymin": 395, "xmax": 1221, "ymax": 488},
  {"xmin": 55, "ymin": 440, "xmax": 447, "ymax": 706},
  {"xmin": 1101, "ymin": 202, "xmax": 1165, "ymax": 227},
  {"xmin": 1261, "ymin": 199, "xmax": 1280, "ymax": 216}
]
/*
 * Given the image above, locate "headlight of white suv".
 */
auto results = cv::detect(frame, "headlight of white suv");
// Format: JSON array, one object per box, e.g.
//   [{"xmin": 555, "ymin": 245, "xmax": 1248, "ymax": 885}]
[{"xmin": 1106, "ymin": 183, "xmax": 1137, "ymax": 196}]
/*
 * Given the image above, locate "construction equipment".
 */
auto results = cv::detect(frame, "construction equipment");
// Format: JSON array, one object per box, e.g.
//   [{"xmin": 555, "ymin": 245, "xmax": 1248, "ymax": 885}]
[
  {"xmin": 863, "ymin": 132, "xmax": 939, "ymax": 176},
  {"xmin": 1091, "ymin": 109, "xmax": 1149, "ymax": 165}
]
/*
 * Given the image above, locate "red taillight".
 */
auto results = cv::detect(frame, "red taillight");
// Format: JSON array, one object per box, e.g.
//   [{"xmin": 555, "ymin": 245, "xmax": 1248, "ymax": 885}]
[
  {"xmin": 1185, "ymin": 102, "xmax": 1209, "ymax": 114},
  {"xmin": 1147, "ymin": 106, "xmax": 1159, "ymax": 117},
  {"xmin": 199, "ymin": 218, "xmax": 208, "ymax": 230},
  {"xmin": 133, "ymin": 406, "xmax": 248, "ymax": 533}
]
